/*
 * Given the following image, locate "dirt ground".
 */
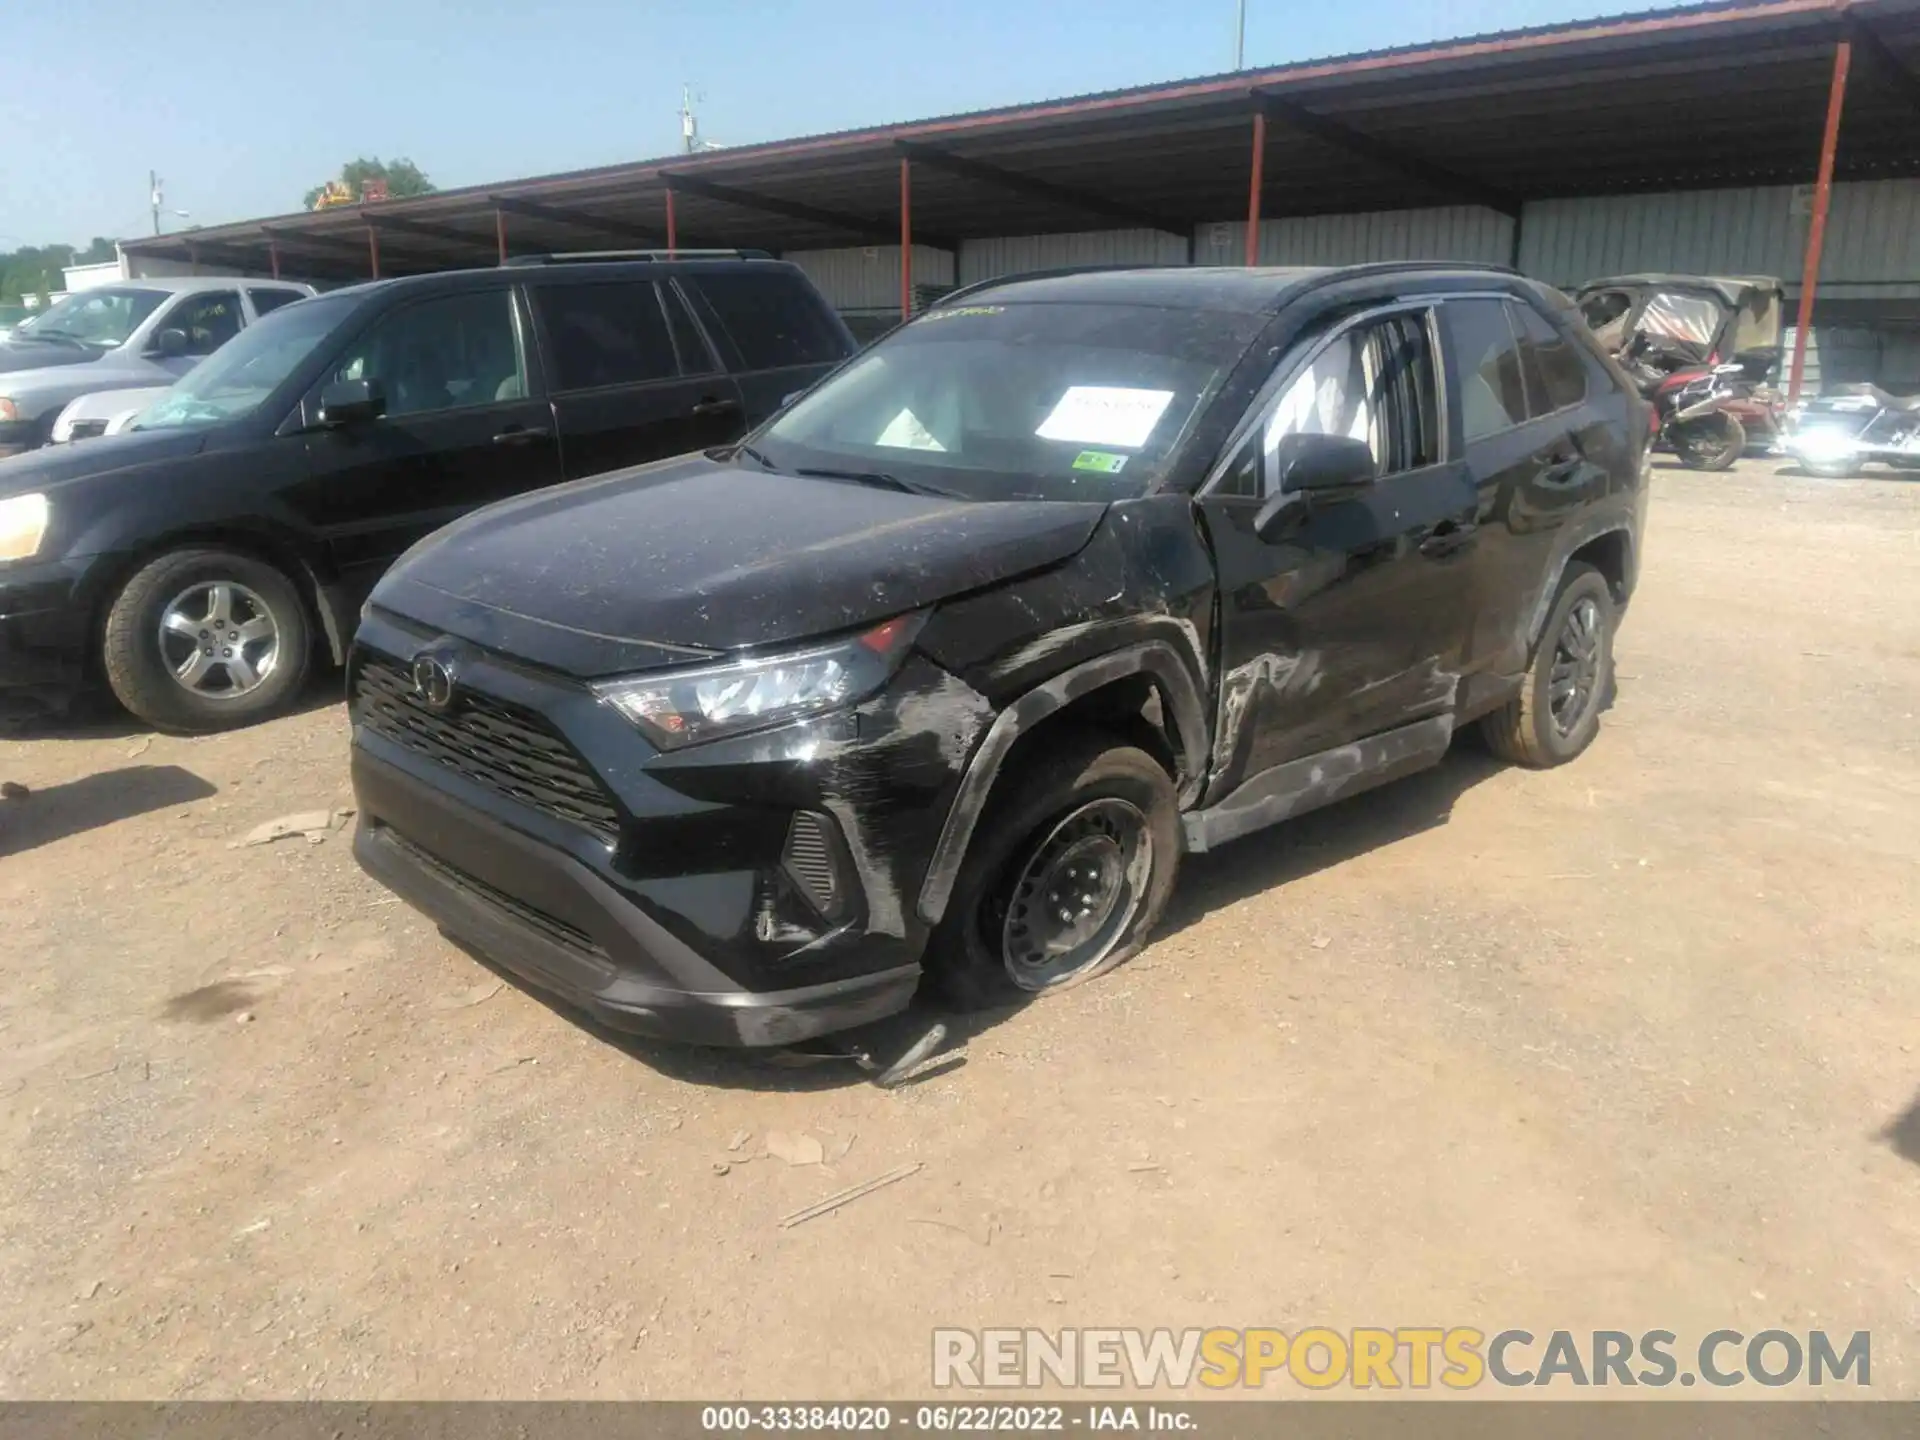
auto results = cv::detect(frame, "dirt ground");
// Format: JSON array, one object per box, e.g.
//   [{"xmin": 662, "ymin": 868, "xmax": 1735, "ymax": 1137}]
[{"xmin": 2, "ymin": 459, "xmax": 1917, "ymax": 1400}]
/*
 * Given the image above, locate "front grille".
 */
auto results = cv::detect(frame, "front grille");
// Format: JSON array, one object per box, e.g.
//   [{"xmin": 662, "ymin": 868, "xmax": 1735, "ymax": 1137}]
[
  {"xmin": 382, "ymin": 827, "xmax": 608, "ymax": 963},
  {"xmin": 353, "ymin": 653, "xmax": 621, "ymax": 844}
]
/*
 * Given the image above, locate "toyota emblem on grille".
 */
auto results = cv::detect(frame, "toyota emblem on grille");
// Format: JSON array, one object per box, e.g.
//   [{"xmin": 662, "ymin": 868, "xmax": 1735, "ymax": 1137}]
[{"xmin": 410, "ymin": 653, "xmax": 458, "ymax": 711}]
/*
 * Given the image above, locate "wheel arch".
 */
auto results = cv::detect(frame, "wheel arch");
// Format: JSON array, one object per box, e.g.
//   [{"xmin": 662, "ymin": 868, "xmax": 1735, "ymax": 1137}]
[
  {"xmin": 87, "ymin": 525, "xmax": 349, "ymax": 671},
  {"xmin": 1527, "ymin": 521, "xmax": 1635, "ymax": 646},
  {"xmin": 915, "ymin": 641, "xmax": 1208, "ymax": 927}
]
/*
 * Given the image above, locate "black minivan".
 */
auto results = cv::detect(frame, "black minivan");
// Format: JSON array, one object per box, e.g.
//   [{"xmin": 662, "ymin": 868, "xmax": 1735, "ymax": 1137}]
[
  {"xmin": 0, "ymin": 253, "xmax": 855, "ymax": 730},
  {"xmin": 348, "ymin": 263, "xmax": 1648, "ymax": 1050}
]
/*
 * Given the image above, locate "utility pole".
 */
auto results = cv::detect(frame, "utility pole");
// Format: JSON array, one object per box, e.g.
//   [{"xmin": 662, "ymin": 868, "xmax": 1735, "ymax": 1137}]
[
  {"xmin": 680, "ymin": 85, "xmax": 700, "ymax": 155},
  {"xmin": 1235, "ymin": 0, "xmax": 1247, "ymax": 69},
  {"xmin": 150, "ymin": 171, "xmax": 162, "ymax": 236}
]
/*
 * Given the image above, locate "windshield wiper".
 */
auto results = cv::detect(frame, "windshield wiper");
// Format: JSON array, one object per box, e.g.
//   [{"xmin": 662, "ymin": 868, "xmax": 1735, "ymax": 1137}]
[
  {"xmin": 793, "ymin": 466, "xmax": 957, "ymax": 499},
  {"xmin": 10, "ymin": 328, "xmax": 90, "ymax": 345}
]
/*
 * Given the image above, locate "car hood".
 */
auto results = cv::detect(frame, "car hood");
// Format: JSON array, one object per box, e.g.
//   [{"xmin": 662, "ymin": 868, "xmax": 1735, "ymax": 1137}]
[
  {"xmin": 0, "ymin": 342, "xmax": 106, "ymax": 377},
  {"xmin": 0, "ymin": 426, "xmax": 209, "ymax": 496},
  {"xmin": 374, "ymin": 454, "xmax": 1108, "ymax": 678}
]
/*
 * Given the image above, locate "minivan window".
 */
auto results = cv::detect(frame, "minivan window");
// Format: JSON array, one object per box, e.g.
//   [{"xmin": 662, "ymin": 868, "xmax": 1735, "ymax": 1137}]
[
  {"xmin": 331, "ymin": 290, "xmax": 526, "ymax": 417},
  {"xmin": 133, "ymin": 292, "xmax": 359, "ymax": 430},
  {"xmin": 1509, "ymin": 301, "xmax": 1588, "ymax": 415},
  {"xmin": 249, "ymin": 288, "xmax": 306, "ymax": 317},
  {"xmin": 535, "ymin": 281, "xmax": 678, "ymax": 390},
  {"xmin": 758, "ymin": 301, "xmax": 1259, "ymax": 501},
  {"xmin": 12, "ymin": 287, "xmax": 166, "ymax": 347},
  {"xmin": 1446, "ymin": 298, "xmax": 1530, "ymax": 441},
  {"xmin": 689, "ymin": 271, "xmax": 846, "ymax": 370}
]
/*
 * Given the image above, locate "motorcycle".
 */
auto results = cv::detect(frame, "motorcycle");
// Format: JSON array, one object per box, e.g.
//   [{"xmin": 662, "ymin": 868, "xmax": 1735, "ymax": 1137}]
[
  {"xmin": 1654, "ymin": 362, "xmax": 1786, "ymax": 471},
  {"xmin": 1781, "ymin": 385, "xmax": 1920, "ymax": 478}
]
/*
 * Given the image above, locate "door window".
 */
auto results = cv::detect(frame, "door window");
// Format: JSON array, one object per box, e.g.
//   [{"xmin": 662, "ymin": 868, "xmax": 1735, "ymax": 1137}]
[
  {"xmin": 329, "ymin": 289, "xmax": 525, "ymax": 418},
  {"xmin": 1445, "ymin": 299, "xmax": 1531, "ymax": 442},
  {"xmin": 661, "ymin": 283, "xmax": 718, "ymax": 374},
  {"xmin": 1509, "ymin": 300, "xmax": 1588, "ymax": 415},
  {"xmin": 534, "ymin": 281, "xmax": 679, "ymax": 391},
  {"xmin": 248, "ymin": 288, "xmax": 306, "ymax": 317},
  {"xmin": 161, "ymin": 291, "xmax": 242, "ymax": 356},
  {"xmin": 687, "ymin": 271, "xmax": 846, "ymax": 370},
  {"xmin": 1219, "ymin": 310, "xmax": 1440, "ymax": 497}
]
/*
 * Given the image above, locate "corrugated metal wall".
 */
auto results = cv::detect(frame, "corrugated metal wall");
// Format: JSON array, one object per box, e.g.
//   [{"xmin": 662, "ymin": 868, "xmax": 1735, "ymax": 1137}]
[
  {"xmin": 1518, "ymin": 179, "xmax": 1920, "ymax": 296},
  {"xmin": 1194, "ymin": 206, "xmax": 1515, "ymax": 268},
  {"xmin": 782, "ymin": 245, "xmax": 955, "ymax": 313},
  {"xmin": 957, "ymin": 229, "xmax": 1189, "ymax": 284}
]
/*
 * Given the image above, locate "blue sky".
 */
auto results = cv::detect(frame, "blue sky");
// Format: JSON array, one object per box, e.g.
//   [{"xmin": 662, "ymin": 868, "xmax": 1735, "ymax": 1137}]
[{"xmin": 3, "ymin": 0, "xmax": 1634, "ymax": 248}]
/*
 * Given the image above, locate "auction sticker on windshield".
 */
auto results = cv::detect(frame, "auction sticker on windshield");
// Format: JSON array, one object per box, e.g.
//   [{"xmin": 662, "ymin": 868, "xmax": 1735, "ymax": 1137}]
[
  {"xmin": 1036, "ymin": 386, "xmax": 1174, "ymax": 449},
  {"xmin": 1072, "ymin": 450, "xmax": 1128, "ymax": 474}
]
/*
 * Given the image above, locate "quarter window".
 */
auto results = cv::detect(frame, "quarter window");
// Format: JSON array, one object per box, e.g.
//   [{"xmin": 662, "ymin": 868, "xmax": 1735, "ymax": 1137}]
[
  {"xmin": 1220, "ymin": 310, "xmax": 1440, "ymax": 497},
  {"xmin": 687, "ymin": 271, "xmax": 847, "ymax": 370},
  {"xmin": 534, "ymin": 281, "xmax": 678, "ymax": 390},
  {"xmin": 329, "ymin": 290, "xmax": 526, "ymax": 418},
  {"xmin": 1445, "ymin": 298, "xmax": 1530, "ymax": 441},
  {"xmin": 1510, "ymin": 301, "xmax": 1588, "ymax": 415}
]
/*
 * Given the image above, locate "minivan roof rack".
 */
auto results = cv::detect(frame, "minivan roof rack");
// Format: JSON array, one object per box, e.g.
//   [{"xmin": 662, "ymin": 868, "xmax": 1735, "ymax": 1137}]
[{"xmin": 502, "ymin": 249, "xmax": 774, "ymax": 266}]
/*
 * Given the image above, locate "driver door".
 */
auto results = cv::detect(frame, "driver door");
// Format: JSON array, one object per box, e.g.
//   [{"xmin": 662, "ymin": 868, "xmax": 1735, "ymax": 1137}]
[{"xmin": 1196, "ymin": 304, "xmax": 1480, "ymax": 793}]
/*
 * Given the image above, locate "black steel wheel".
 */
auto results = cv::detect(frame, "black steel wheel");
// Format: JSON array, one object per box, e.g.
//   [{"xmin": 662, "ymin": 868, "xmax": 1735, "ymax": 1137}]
[
  {"xmin": 1670, "ymin": 413, "xmax": 1745, "ymax": 471},
  {"xmin": 1478, "ymin": 561, "xmax": 1616, "ymax": 769}
]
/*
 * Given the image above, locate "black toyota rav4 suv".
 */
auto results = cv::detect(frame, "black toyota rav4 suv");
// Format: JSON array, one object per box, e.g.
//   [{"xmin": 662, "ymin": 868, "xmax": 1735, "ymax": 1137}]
[{"xmin": 350, "ymin": 263, "xmax": 1649, "ymax": 1047}]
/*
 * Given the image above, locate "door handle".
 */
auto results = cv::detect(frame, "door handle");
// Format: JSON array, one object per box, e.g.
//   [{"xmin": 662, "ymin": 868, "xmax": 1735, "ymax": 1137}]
[
  {"xmin": 690, "ymin": 396, "xmax": 741, "ymax": 418},
  {"xmin": 1419, "ymin": 519, "xmax": 1478, "ymax": 559},
  {"xmin": 491, "ymin": 425, "xmax": 552, "ymax": 446}
]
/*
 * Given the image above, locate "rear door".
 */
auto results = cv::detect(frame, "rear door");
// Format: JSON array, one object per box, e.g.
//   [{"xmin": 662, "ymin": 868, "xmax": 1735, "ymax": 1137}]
[
  {"xmin": 679, "ymin": 268, "xmax": 853, "ymax": 423},
  {"xmin": 1197, "ymin": 302, "xmax": 1480, "ymax": 788},
  {"xmin": 529, "ymin": 277, "xmax": 745, "ymax": 480},
  {"xmin": 1445, "ymin": 295, "xmax": 1615, "ymax": 679},
  {"xmin": 289, "ymin": 284, "xmax": 562, "ymax": 600}
]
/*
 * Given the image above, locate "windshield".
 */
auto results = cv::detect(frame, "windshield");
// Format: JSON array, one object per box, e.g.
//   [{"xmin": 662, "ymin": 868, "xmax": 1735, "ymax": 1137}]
[
  {"xmin": 12, "ymin": 287, "xmax": 167, "ymax": 346},
  {"xmin": 754, "ymin": 301, "xmax": 1260, "ymax": 501},
  {"xmin": 133, "ymin": 293, "xmax": 351, "ymax": 431}
]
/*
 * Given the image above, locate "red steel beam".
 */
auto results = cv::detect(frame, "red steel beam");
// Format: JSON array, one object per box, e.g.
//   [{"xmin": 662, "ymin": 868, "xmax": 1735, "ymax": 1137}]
[
  {"xmin": 1788, "ymin": 34, "xmax": 1851, "ymax": 404},
  {"xmin": 367, "ymin": 225, "xmax": 381, "ymax": 279},
  {"xmin": 268, "ymin": 238, "xmax": 281, "ymax": 279},
  {"xmin": 899, "ymin": 156, "xmax": 913, "ymax": 320},
  {"xmin": 665, "ymin": 185, "xmax": 678, "ymax": 257},
  {"xmin": 495, "ymin": 207, "xmax": 507, "ymax": 265},
  {"xmin": 1245, "ymin": 108, "xmax": 1267, "ymax": 266}
]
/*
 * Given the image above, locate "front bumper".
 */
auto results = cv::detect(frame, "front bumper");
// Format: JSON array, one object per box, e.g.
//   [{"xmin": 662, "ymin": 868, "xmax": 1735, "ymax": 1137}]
[
  {"xmin": 346, "ymin": 612, "xmax": 990, "ymax": 1047},
  {"xmin": 353, "ymin": 749, "xmax": 920, "ymax": 1046},
  {"xmin": 0, "ymin": 418, "xmax": 43, "ymax": 458},
  {"xmin": 0, "ymin": 555, "xmax": 105, "ymax": 720}
]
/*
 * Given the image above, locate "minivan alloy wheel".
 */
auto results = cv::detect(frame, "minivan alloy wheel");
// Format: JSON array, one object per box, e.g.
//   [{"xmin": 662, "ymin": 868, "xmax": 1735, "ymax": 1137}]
[
  {"xmin": 1000, "ymin": 797, "xmax": 1153, "ymax": 991},
  {"xmin": 157, "ymin": 580, "xmax": 281, "ymax": 697}
]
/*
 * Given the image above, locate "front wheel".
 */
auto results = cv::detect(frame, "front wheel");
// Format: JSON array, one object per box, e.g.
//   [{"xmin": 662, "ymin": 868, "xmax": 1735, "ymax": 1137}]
[
  {"xmin": 101, "ymin": 547, "xmax": 312, "ymax": 733},
  {"xmin": 1670, "ymin": 412, "xmax": 1745, "ymax": 470},
  {"xmin": 1479, "ymin": 562, "xmax": 1616, "ymax": 769},
  {"xmin": 924, "ymin": 736, "xmax": 1180, "ymax": 1011}
]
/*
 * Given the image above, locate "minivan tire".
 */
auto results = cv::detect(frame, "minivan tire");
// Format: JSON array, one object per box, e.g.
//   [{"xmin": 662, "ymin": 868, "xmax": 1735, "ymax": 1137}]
[
  {"xmin": 1479, "ymin": 561, "xmax": 1615, "ymax": 768},
  {"xmin": 102, "ymin": 547, "xmax": 312, "ymax": 734},
  {"xmin": 924, "ymin": 734, "xmax": 1179, "ymax": 1012}
]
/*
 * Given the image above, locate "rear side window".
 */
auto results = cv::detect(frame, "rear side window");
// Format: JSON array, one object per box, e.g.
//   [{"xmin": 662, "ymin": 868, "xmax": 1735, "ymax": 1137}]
[
  {"xmin": 249, "ymin": 288, "xmax": 306, "ymax": 317},
  {"xmin": 1445, "ymin": 298, "xmax": 1529, "ymax": 442},
  {"xmin": 687, "ymin": 271, "xmax": 846, "ymax": 370},
  {"xmin": 534, "ymin": 281, "xmax": 678, "ymax": 391},
  {"xmin": 1509, "ymin": 301, "xmax": 1588, "ymax": 415}
]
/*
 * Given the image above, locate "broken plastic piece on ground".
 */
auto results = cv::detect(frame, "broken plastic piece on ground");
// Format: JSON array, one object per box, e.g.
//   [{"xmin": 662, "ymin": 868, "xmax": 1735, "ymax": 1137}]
[{"xmin": 870, "ymin": 1022, "xmax": 948, "ymax": 1089}]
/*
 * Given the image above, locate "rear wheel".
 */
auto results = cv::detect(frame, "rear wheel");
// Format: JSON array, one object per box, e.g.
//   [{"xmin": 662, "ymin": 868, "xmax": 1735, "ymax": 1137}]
[
  {"xmin": 1478, "ymin": 562, "xmax": 1615, "ymax": 769},
  {"xmin": 1800, "ymin": 453, "xmax": 1860, "ymax": 479},
  {"xmin": 924, "ymin": 735, "xmax": 1179, "ymax": 1011},
  {"xmin": 101, "ymin": 548, "xmax": 312, "ymax": 733},
  {"xmin": 1670, "ymin": 412, "xmax": 1745, "ymax": 470}
]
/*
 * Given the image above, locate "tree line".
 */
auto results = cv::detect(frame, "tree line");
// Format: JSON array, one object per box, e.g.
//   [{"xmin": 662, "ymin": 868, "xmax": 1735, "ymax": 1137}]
[{"xmin": 1, "ymin": 238, "xmax": 118, "ymax": 305}]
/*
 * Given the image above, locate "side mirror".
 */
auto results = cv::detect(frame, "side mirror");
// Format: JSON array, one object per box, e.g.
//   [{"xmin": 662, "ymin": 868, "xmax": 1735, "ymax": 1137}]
[
  {"xmin": 153, "ymin": 328, "xmax": 189, "ymax": 358},
  {"xmin": 318, "ymin": 376, "xmax": 387, "ymax": 427},
  {"xmin": 1252, "ymin": 433, "xmax": 1377, "ymax": 544}
]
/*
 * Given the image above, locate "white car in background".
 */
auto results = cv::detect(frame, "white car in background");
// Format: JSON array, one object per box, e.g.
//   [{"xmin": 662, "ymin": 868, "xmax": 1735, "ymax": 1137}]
[{"xmin": 49, "ymin": 384, "xmax": 170, "ymax": 442}]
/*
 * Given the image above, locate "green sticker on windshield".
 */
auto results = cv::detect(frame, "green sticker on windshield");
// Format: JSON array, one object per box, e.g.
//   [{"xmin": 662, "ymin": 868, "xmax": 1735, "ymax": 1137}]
[{"xmin": 1072, "ymin": 450, "xmax": 1129, "ymax": 474}]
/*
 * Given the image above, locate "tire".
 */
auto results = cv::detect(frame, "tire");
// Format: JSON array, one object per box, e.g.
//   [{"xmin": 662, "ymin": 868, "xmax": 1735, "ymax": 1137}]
[
  {"xmin": 1478, "ymin": 562, "xmax": 1615, "ymax": 769},
  {"xmin": 101, "ymin": 547, "xmax": 312, "ymax": 733},
  {"xmin": 1671, "ymin": 412, "xmax": 1745, "ymax": 470},
  {"xmin": 923, "ymin": 734, "xmax": 1180, "ymax": 1012}
]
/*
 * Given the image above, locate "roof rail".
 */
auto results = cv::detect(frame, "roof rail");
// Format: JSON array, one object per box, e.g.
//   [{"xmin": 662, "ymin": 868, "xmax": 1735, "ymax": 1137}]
[
  {"xmin": 932, "ymin": 265, "xmax": 1140, "ymax": 308},
  {"xmin": 502, "ymin": 248, "xmax": 774, "ymax": 267}
]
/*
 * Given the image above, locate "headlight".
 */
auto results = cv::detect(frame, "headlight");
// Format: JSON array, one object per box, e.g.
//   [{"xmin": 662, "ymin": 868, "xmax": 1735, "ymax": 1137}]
[
  {"xmin": 0, "ymin": 398, "xmax": 17, "ymax": 423},
  {"xmin": 594, "ymin": 612, "xmax": 925, "ymax": 750},
  {"xmin": 0, "ymin": 492, "xmax": 49, "ymax": 562}
]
